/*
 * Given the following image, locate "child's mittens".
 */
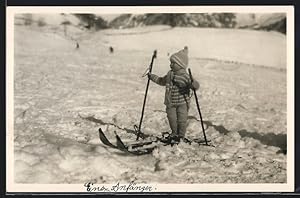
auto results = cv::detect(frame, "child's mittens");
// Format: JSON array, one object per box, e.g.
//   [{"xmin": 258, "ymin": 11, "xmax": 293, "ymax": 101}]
[
  {"xmin": 148, "ymin": 73, "xmax": 157, "ymax": 82},
  {"xmin": 191, "ymin": 80, "xmax": 200, "ymax": 90}
]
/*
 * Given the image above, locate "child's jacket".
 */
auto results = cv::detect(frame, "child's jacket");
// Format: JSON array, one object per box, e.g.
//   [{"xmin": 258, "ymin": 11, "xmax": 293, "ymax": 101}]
[{"xmin": 149, "ymin": 69, "xmax": 193, "ymax": 107}]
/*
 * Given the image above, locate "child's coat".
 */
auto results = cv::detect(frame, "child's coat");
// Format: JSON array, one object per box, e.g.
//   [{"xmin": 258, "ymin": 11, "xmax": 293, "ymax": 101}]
[{"xmin": 149, "ymin": 69, "xmax": 192, "ymax": 107}]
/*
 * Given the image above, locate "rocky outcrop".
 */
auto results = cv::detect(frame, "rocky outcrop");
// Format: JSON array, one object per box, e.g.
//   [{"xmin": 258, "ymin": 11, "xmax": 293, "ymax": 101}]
[{"xmin": 109, "ymin": 13, "xmax": 286, "ymax": 34}]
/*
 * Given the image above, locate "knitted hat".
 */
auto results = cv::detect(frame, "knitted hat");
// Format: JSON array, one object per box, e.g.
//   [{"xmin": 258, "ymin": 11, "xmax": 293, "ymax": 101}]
[{"xmin": 170, "ymin": 47, "xmax": 188, "ymax": 69}]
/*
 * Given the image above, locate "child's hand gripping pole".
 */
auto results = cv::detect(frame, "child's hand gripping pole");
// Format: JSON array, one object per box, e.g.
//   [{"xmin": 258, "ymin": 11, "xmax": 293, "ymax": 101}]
[
  {"xmin": 188, "ymin": 68, "xmax": 208, "ymax": 145},
  {"xmin": 136, "ymin": 50, "xmax": 157, "ymax": 141}
]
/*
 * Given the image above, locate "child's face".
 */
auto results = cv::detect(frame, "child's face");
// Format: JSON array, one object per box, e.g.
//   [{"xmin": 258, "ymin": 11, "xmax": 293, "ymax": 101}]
[{"xmin": 170, "ymin": 61, "xmax": 181, "ymax": 72}]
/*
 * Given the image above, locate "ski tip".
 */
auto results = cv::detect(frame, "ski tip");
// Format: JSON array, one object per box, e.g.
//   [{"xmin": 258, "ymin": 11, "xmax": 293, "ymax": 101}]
[{"xmin": 98, "ymin": 128, "xmax": 105, "ymax": 135}]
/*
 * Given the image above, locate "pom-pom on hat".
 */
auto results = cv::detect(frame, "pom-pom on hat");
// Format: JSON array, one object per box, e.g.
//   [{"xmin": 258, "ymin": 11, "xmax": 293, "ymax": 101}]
[{"xmin": 170, "ymin": 47, "xmax": 188, "ymax": 69}]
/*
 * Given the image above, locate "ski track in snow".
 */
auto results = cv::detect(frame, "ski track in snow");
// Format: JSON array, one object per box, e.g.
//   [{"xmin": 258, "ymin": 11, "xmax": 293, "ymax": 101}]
[{"xmin": 13, "ymin": 25, "xmax": 287, "ymax": 184}]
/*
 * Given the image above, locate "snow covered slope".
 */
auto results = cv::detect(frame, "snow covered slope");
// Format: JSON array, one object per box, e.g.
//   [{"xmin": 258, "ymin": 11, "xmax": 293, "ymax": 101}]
[
  {"xmin": 99, "ymin": 26, "xmax": 286, "ymax": 68},
  {"xmin": 12, "ymin": 23, "xmax": 287, "ymax": 186}
]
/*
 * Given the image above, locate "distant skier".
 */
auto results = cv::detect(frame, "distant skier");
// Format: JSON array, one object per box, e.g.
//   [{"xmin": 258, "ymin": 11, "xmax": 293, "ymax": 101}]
[
  {"xmin": 76, "ymin": 42, "xmax": 79, "ymax": 49},
  {"xmin": 148, "ymin": 47, "xmax": 199, "ymax": 142},
  {"xmin": 109, "ymin": 46, "xmax": 114, "ymax": 54}
]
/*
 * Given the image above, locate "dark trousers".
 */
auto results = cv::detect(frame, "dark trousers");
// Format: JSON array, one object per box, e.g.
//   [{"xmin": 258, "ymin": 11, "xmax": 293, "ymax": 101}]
[{"xmin": 166, "ymin": 103, "xmax": 189, "ymax": 138}]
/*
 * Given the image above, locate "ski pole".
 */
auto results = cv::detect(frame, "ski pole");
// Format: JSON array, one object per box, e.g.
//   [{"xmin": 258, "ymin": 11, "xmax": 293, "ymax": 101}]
[
  {"xmin": 188, "ymin": 68, "xmax": 208, "ymax": 145},
  {"xmin": 136, "ymin": 50, "xmax": 157, "ymax": 140}
]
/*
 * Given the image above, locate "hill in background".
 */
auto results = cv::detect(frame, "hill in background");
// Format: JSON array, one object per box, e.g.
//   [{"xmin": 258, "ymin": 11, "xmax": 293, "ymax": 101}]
[
  {"xmin": 15, "ymin": 13, "xmax": 286, "ymax": 34},
  {"xmin": 109, "ymin": 13, "xmax": 286, "ymax": 34}
]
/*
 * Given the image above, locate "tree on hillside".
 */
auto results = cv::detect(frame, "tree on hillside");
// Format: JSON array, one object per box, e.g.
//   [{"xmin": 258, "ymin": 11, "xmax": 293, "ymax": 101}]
[
  {"xmin": 212, "ymin": 13, "xmax": 237, "ymax": 28},
  {"xmin": 260, "ymin": 17, "xmax": 286, "ymax": 34},
  {"xmin": 109, "ymin": 14, "xmax": 132, "ymax": 28},
  {"xmin": 141, "ymin": 14, "xmax": 187, "ymax": 27},
  {"xmin": 24, "ymin": 14, "xmax": 33, "ymax": 26},
  {"xmin": 37, "ymin": 17, "xmax": 46, "ymax": 27},
  {"xmin": 167, "ymin": 14, "xmax": 186, "ymax": 27},
  {"xmin": 61, "ymin": 20, "xmax": 71, "ymax": 36},
  {"xmin": 94, "ymin": 17, "xmax": 108, "ymax": 30},
  {"xmin": 74, "ymin": 14, "xmax": 108, "ymax": 30},
  {"xmin": 74, "ymin": 14, "xmax": 95, "ymax": 29}
]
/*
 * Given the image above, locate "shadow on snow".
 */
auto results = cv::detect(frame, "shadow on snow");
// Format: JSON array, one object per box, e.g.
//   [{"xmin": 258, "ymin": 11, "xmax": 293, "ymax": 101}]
[
  {"xmin": 189, "ymin": 118, "xmax": 286, "ymax": 154},
  {"xmin": 80, "ymin": 114, "xmax": 287, "ymax": 154}
]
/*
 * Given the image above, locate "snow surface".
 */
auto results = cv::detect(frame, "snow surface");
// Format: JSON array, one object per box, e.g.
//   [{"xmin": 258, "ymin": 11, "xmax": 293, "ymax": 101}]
[
  {"xmin": 13, "ymin": 24, "xmax": 287, "ymax": 184},
  {"xmin": 100, "ymin": 26, "xmax": 286, "ymax": 68}
]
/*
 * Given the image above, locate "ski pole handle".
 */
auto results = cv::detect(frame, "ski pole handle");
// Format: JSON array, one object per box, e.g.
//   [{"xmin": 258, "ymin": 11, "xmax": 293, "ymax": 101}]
[
  {"xmin": 188, "ymin": 68, "xmax": 196, "ymax": 91},
  {"xmin": 149, "ymin": 50, "xmax": 157, "ymax": 72},
  {"xmin": 141, "ymin": 50, "xmax": 157, "ymax": 77},
  {"xmin": 188, "ymin": 68, "xmax": 194, "ymax": 82}
]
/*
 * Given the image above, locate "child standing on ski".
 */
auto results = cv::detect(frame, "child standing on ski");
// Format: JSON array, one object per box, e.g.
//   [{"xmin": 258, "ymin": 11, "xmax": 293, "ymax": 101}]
[{"xmin": 148, "ymin": 47, "xmax": 199, "ymax": 141}]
